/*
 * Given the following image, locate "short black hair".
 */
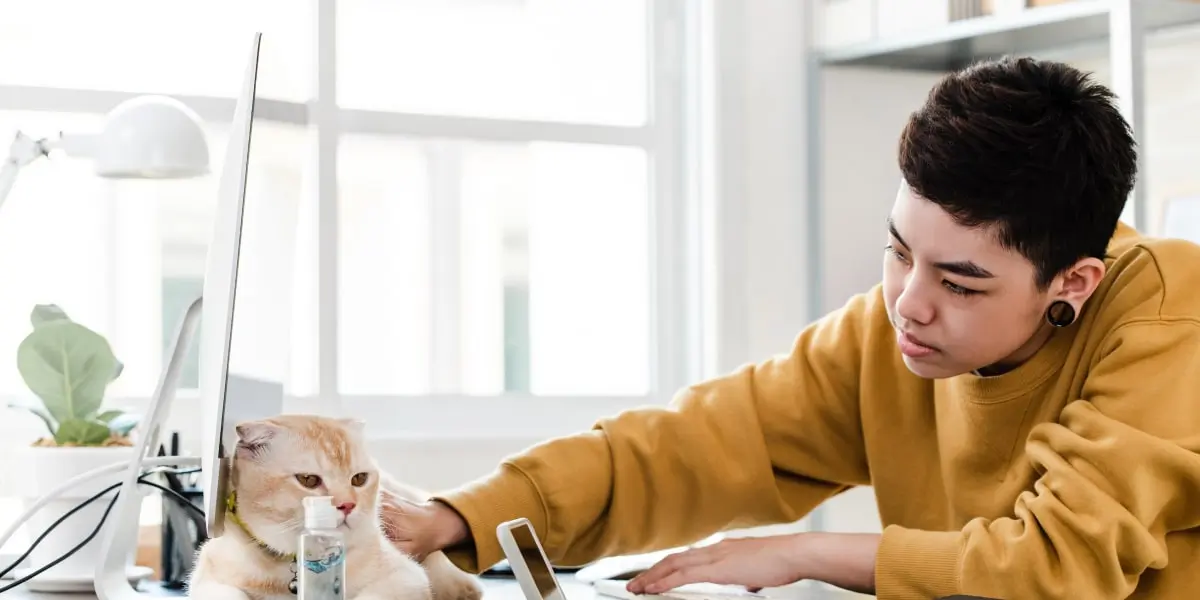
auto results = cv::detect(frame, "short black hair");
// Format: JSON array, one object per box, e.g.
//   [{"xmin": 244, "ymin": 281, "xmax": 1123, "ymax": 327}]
[{"xmin": 898, "ymin": 56, "xmax": 1137, "ymax": 288}]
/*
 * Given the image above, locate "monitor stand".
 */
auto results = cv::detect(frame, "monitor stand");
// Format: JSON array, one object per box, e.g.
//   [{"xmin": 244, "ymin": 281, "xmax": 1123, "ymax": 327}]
[{"xmin": 94, "ymin": 297, "xmax": 203, "ymax": 600}]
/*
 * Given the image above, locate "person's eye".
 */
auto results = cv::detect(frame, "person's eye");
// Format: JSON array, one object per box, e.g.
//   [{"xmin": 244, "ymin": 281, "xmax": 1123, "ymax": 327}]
[
  {"xmin": 943, "ymin": 281, "xmax": 979, "ymax": 296},
  {"xmin": 351, "ymin": 472, "xmax": 369, "ymax": 487},
  {"xmin": 884, "ymin": 245, "xmax": 910, "ymax": 264},
  {"xmin": 295, "ymin": 474, "xmax": 323, "ymax": 488}
]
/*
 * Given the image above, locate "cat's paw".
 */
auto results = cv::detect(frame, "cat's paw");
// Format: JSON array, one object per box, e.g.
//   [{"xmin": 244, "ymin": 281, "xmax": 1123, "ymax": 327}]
[
  {"xmin": 354, "ymin": 589, "xmax": 436, "ymax": 600},
  {"xmin": 422, "ymin": 552, "xmax": 483, "ymax": 600},
  {"xmin": 431, "ymin": 574, "xmax": 483, "ymax": 600}
]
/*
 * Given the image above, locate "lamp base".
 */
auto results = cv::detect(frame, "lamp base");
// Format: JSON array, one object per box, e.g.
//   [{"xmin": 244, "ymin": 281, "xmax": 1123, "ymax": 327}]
[{"xmin": 17, "ymin": 565, "xmax": 153, "ymax": 593}]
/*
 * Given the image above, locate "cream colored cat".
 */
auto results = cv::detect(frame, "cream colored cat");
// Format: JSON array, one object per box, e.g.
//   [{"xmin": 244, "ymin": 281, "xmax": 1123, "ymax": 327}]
[{"xmin": 187, "ymin": 415, "xmax": 482, "ymax": 600}]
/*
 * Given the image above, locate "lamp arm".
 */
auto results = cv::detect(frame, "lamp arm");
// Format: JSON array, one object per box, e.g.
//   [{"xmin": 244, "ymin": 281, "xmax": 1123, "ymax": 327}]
[{"xmin": 0, "ymin": 131, "xmax": 54, "ymax": 212}]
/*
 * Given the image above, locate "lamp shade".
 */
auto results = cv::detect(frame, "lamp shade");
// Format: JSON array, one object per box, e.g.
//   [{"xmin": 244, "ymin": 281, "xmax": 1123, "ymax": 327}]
[{"xmin": 91, "ymin": 95, "xmax": 210, "ymax": 179}]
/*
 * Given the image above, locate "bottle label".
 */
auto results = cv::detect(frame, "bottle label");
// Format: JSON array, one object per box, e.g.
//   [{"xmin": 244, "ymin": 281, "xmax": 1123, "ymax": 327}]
[
  {"xmin": 299, "ymin": 537, "xmax": 346, "ymax": 599},
  {"xmin": 304, "ymin": 547, "xmax": 345, "ymax": 574}
]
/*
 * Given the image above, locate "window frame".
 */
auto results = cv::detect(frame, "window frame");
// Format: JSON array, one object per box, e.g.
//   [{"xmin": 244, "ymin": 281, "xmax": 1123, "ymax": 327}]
[
  {"xmin": 0, "ymin": 0, "xmax": 704, "ymax": 444},
  {"xmin": 331, "ymin": 0, "xmax": 702, "ymax": 438}
]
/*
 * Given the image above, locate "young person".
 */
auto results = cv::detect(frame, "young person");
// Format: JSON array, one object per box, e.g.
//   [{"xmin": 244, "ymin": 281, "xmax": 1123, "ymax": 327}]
[{"xmin": 381, "ymin": 57, "xmax": 1200, "ymax": 599}]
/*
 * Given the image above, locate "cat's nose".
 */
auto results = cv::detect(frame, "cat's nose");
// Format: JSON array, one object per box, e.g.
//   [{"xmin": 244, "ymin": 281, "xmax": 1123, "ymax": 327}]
[{"xmin": 337, "ymin": 502, "xmax": 356, "ymax": 516}]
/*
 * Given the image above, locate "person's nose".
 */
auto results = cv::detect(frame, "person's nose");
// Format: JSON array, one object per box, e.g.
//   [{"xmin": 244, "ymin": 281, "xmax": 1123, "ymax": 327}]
[
  {"xmin": 337, "ymin": 501, "xmax": 356, "ymax": 516},
  {"xmin": 895, "ymin": 278, "xmax": 935, "ymax": 326}
]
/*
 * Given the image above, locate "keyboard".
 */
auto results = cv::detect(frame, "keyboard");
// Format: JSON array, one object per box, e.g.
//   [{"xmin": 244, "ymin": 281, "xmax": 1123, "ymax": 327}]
[{"xmin": 592, "ymin": 579, "xmax": 766, "ymax": 600}]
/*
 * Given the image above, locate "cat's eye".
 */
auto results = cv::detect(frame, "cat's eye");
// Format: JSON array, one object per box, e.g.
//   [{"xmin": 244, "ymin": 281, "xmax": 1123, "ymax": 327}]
[
  {"xmin": 295, "ymin": 474, "xmax": 322, "ymax": 489},
  {"xmin": 351, "ymin": 472, "xmax": 369, "ymax": 487}
]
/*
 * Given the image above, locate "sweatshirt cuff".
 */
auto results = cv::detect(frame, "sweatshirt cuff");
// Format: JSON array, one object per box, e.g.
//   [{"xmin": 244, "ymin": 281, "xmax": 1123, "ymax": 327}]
[
  {"xmin": 875, "ymin": 525, "xmax": 963, "ymax": 599},
  {"xmin": 430, "ymin": 462, "xmax": 548, "ymax": 574}
]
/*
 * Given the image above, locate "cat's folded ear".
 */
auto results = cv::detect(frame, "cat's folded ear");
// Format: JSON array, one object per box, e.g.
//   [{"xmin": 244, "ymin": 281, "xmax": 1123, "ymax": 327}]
[{"xmin": 235, "ymin": 419, "xmax": 281, "ymax": 460}]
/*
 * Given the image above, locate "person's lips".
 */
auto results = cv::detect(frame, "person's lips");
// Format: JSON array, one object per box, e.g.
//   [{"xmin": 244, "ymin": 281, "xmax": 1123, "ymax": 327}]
[{"xmin": 896, "ymin": 330, "xmax": 938, "ymax": 358}]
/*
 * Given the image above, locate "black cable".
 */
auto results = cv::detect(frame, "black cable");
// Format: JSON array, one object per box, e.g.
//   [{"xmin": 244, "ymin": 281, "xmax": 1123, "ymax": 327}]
[
  {"xmin": 0, "ymin": 467, "xmax": 207, "ymax": 593},
  {"xmin": 0, "ymin": 480, "xmax": 120, "ymax": 582},
  {"xmin": 0, "ymin": 482, "xmax": 120, "ymax": 592},
  {"xmin": 138, "ymin": 480, "xmax": 206, "ymax": 520},
  {"xmin": 138, "ymin": 478, "xmax": 209, "ymax": 545}
]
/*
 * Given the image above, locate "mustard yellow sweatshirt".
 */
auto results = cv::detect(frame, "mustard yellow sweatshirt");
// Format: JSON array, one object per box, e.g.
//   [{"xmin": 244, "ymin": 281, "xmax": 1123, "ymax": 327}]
[{"xmin": 436, "ymin": 223, "xmax": 1200, "ymax": 599}]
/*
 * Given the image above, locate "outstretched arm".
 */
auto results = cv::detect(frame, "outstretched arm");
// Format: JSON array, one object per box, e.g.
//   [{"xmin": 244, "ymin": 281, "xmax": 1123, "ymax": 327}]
[{"xmin": 434, "ymin": 289, "xmax": 892, "ymax": 573}]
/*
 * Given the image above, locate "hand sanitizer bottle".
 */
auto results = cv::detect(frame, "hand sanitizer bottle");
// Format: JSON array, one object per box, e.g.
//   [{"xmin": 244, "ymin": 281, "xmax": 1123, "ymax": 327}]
[{"xmin": 298, "ymin": 496, "xmax": 346, "ymax": 600}]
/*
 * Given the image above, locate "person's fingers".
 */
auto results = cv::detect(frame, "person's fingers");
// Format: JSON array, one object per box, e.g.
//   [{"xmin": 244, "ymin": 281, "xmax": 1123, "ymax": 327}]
[
  {"xmin": 628, "ymin": 550, "xmax": 709, "ymax": 593},
  {"xmin": 627, "ymin": 555, "xmax": 678, "ymax": 592},
  {"xmin": 379, "ymin": 494, "xmax": 410, "ymax": 512},
  {"xmin": 642, "ymin": 566, "xmax": 709, "ymax": 595}
]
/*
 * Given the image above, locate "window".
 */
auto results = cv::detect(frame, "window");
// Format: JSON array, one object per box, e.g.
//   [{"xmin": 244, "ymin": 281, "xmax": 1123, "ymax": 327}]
[
  {"xmin": 333, "ymin": 0, "xmax": 697, "ymax": 436},
  {"xmin": 337, "ymin": 138, "xmax": 651, "ymax": 397},
  {"xmin": 0, "ymin": 0, "xmax": 312, "ymax": 101},
  {"xmin": 337, "ymin": 0, "xmax": 648, "ymax": 126},
  {"xmin": 0, "ymin": 0, "xmax": 698, "ymax": 449}
]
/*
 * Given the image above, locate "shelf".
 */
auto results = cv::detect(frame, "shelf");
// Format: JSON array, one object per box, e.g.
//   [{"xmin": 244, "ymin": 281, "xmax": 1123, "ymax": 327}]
[{"xmin": 818, "ymin": 0, "xmax": 1200, "ymax": 71}]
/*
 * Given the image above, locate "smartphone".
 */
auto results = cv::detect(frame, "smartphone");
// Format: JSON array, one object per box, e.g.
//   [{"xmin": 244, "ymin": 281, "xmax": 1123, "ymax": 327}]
[{"xmin": 496, "ymin": 518, "xmax": 568, "ymax": 600}]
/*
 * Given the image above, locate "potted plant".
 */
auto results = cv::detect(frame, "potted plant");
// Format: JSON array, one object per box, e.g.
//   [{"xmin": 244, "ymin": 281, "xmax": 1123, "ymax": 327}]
[{"xmin": 6, "ymin": 304, "xmax": 142, "ymax": 585}]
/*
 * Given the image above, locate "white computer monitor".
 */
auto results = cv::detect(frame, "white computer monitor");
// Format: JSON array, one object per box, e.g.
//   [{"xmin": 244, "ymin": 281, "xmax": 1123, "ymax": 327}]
[
  {"xmin": 198, "ymin": 31, "xmax": 297, "ymax": 538},
  {"xmin": 95, "ymin": 31, "xmax": 299, "ymax": 600}
]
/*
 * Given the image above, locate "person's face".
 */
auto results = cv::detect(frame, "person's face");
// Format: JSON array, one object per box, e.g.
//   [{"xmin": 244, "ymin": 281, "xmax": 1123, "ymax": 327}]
[{"xmin": 882, "ymin": 183, "xmax": 1102, "ymax": 378}]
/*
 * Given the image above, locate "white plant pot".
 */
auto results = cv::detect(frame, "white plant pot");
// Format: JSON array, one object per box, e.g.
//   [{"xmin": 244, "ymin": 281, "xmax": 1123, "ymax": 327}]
[{"xmin": 10, "ymin": 445, "xmax": 137, "ymax": 582}]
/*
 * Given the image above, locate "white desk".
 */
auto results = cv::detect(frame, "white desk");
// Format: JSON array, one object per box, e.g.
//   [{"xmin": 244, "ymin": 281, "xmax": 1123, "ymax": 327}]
[{"xmin": 0, "ymin": 574, "xmax": 870, "ymax": 599}]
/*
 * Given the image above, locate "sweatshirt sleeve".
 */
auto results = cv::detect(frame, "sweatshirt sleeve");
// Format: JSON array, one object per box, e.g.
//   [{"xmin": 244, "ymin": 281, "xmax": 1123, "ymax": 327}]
[
  {"xmin": 433, "ymin": 289, "xmax": 885, "ymax": 573},
  {"xmin": 875, "ymin": 319, "xmax": 1200, "ymax": 600}
]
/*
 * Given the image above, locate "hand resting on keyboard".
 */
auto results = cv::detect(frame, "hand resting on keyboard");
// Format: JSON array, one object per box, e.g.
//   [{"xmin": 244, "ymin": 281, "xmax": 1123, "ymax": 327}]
[{"xmin": 592, "ymin": 578, "xmax": 765, "ymax": 600}]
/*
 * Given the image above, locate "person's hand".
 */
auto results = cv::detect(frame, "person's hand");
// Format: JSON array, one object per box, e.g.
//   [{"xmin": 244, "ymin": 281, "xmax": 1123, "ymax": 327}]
[
  {"xmin": 626, "ymin": 532, "xmax": 880, "ymax": 596},
  {"xmin": 378, "ymin": 491, "xmax": 470, "ymax": 561},
  {"xmin": 626, "ymin": 535, "xmax": 810, "ymax": 595}
]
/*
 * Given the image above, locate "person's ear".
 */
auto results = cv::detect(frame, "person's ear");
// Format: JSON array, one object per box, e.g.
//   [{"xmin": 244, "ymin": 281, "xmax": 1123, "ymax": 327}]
[{"xmin": 1054, "ymin": 257, "xmax": 1106, "ymax": 308}]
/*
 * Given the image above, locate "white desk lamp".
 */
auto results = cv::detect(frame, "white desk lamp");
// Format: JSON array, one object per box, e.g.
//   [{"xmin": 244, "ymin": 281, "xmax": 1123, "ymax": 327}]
[{"xmin": 0, "ymin": 94, "xmax": 210, "ymax": 210}]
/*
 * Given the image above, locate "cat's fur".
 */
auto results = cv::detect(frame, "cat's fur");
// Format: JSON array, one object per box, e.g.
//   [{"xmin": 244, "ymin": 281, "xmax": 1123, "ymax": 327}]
[{"xmin": 187, "ymin": 415, "xmax": 482, "ymax": 600}]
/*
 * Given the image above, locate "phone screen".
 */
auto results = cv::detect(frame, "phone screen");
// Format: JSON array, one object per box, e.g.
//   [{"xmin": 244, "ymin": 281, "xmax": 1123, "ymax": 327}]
[{"xmin": 510, "ymin": 523, "xmax": 563, "ymax": 600}]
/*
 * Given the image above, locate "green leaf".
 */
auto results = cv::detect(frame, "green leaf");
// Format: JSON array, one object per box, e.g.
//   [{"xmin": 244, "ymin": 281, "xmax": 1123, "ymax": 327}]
[
  {"xmin": 107, "ymin": 413, "xmax": 140, "ymax": 437},
  {"xmin": 7, "ymin": 402, "xmax": 56, "ymax": 437},
  {"xmin": 30, "ymin": 304, "xmax": 70, "ymax": 327},
  {"xmin": 96, "ymin": 410, "xmax": 123, "ymax": 423},
  {"xmin": 17, "ymin": 320, "xmax": 118, "ymax": 424},
  {"xmin": 55, "ymin": 418, "xmax": 112, "ymax": 446}
]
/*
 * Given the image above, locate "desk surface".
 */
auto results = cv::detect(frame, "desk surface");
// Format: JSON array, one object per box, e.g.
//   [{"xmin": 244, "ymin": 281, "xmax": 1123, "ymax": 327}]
[{"xmin": 0, "ymin": 574, "xmax": 871, "ymax": 599}]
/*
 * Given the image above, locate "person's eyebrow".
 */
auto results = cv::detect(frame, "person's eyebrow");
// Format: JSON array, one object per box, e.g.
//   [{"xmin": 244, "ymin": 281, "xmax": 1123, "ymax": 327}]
[
  {"xmin": 934, "ymin": 259, "xmax": 995, "ymax": 279},
  {"xmin": 886, "ymin": 217, "xmax": 995, "ymax": 279}
]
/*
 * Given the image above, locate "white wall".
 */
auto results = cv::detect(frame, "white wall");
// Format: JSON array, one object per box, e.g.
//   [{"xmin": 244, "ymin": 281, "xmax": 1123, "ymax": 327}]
[{"xmin": 817, "ymin": 67, "xmax": 944, "ymax": 316}]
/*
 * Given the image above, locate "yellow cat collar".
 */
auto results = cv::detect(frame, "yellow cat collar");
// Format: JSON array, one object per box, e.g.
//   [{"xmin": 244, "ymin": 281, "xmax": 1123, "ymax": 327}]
[{"xmin": 225, "ymin": 490, "xmax": 297, "ymax": 562}]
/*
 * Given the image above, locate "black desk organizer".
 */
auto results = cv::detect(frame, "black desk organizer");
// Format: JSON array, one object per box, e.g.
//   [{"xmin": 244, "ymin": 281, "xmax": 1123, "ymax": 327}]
[{"xmin": 158, "ymin": 481, "xmax": 206, "ymax": 590}]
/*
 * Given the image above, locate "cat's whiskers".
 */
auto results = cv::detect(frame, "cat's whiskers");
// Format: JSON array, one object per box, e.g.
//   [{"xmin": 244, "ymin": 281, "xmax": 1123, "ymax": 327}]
[{"xmin": 275, "ymin": 517, "xmax": 304, "ymax": 532}]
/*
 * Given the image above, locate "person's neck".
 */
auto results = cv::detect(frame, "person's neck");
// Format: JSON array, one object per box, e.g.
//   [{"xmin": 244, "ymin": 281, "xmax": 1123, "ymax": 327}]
[{"xmin": 975, "ymin": 324, "xmax": 1057, "ymax": 377}]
